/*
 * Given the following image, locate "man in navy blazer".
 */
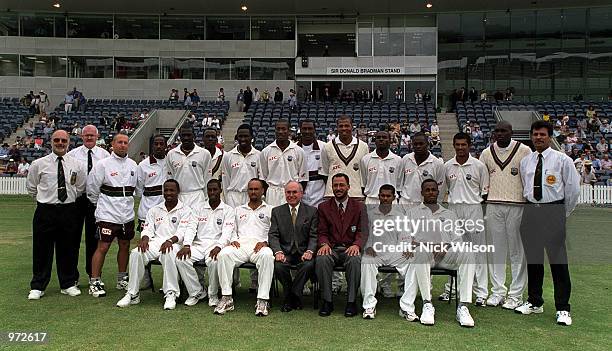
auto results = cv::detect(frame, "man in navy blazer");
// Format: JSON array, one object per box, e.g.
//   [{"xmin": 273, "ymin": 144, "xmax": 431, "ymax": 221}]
[
  {"xmin": 316, "ymin": 173, "xmax": 368, "ymax": 317},
  {"xmin": 268, "ymin": 181, "xmax": 318, "ymax": 312}
]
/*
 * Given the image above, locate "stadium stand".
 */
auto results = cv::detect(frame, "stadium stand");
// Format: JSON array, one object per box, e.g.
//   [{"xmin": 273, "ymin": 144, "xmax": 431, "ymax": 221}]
[{"xmin": 0, "ymin": 97, "xmax": 31, "ymax": 142}]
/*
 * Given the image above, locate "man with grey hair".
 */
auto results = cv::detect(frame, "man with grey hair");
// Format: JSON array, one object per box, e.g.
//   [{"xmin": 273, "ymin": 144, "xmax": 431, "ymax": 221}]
[
  {"xmin": 268, "ymin": 181, "xmax": 318, "ymax": 312},
  {"xmin": 67, "ymin": 124, "xmax": 110, "ymax": 280}
]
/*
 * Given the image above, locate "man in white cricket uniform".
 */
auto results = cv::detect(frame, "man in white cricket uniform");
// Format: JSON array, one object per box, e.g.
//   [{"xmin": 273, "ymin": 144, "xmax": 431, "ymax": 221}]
[
  {"xmin": 176, "ymin": 179, "xmax": 235, "ymax": 308},
  {"xmin": 361, "ymin": 130, "xmax": 402, "ymax": 204},
  {"xmin": 67, "ymin": 124, "xmax": 110, "ymax": 279},
  {"xmin": 479, "ymin": 121, "xmax": 532, "ymax": 309},
  {"xmin": 360, "ymin": 184, "xmax": 410, "ymax": 319},
  {"xmin": 214, "ymin": 179, "xmax": 275, "ymax": 316},
  {"xmin": 221, "ymin": 124, "xmax": 261, "ymax": 208},
  {"xmin": 298, "ymin": 119, "xmax": 326, "ymax": 207},
  {"xmin": 260, "ymin": 119, "xmax": 307, "ymax": 207},
  {"xmin": 87, "ymin": 133, "xmax": 138, "ymax": 298},
  {"xmin": 398, "ymin": 133, "xmax": 445, "ymax": 206},
  {"xmin": 399, "ymin": 179, "xmax": 476, "ymax": 327},
  {"xmin": 165, "ymin": 126, "xmax": 211, "ymax": 207},
  {"xmin": 116, "ymin": 180, "xmax": 195, "ymax": 310},
  {"xmin": 135, "ymin": 135, "xmax": 167, "ymax": 230},
  {"xmin": 321, "ymin": 115, "xmax": 369, "ymax": 199},
  {"xmin": 203, "ymin": 128, "xmax": 224, "ymax": 181},
  {"xmin": 442, "ymin": 132, "xmax": 489, "ymax": 305}
]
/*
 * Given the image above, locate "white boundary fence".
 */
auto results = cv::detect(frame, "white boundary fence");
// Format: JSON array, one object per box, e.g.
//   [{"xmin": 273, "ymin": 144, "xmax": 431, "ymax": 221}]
[{"xmin": 1, "ymin": 178, "xmax": 611, "ymax": 205}]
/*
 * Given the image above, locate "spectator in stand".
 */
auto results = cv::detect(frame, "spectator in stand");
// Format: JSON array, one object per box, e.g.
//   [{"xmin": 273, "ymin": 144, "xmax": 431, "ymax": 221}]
[
  {"xmin": 183, "ymin": 88, "xmax": 189, "ymax": 101},
  {"xmin": 17, "ymin": 157, "xmax": 30, "ymax": 177},
  {"xmin": 580, "ymin": 161, "xmax": 597, "ymax": 185},
  {"xmin": 423, "ymin": 91, "xmax": 431, "ymax": 104},
  {"xmin": 401, "ymin": 131, "xmax": 411, "ymax": 151},
  {"xmin": 289, "ymin": 89, "xmax": 298, "ymax": 111},
  {"xmin": 169, "ymin": 89, "xmax": 179, "ymax": 102},
  {"xmin": 72, "ymin": 123, "xmax": 82, "ymax": 136},
  {"xmin": 577, "ymin": 117, "xmax": 587, "ymax": 131},
  {"xmin": 601, "ymin": 154, "xmax": 612, "ymax": 170},
  {"xmin": 493, "ymin": 90, "xmax": 504, "ymax": 101},
  {"xmin": 472, "ymin": 126, "xmax": 484, "ymax": 140},
  {"xmin": 374, "ymin": 87, "xmax": 383, "ymax": 102},
  {"xmin": 186, "ymin": 112, "xmax": 196, "ymax": 125},
  {"xmin": 96, "ymin": 135, "xmax": 106, "ymax": 148},
  {"xmin": 566, "ymin": 132, "xmax": 578, "ymax": 149},
  {"xmin": 0, "ymin": 143, "xmax": 9, "ymax": 159},
  {"xmin": 480, "ymin": 90, "xmax": 487, "ymax": 101},
  {"xmin": 38, "ymin": 90, "xmax": 49, "ymax": 118},
  {"xmin": 243, "ymin": 87, "xmax": 253, "ymax": 112},
  {"xmin": 589, "ymin": 116, "xmax": 602, "ymax": 133},
  {"xmin": 596, "ymin": 138, "xmax": 609, "ymax": 154},
  {"xmin": 469, "ymin": 87, "xmax": 478, "ymax": 103},
  {"xmin": 217, "ymin": 88, "xmax": 225, "ymax": 102},
  {"xmin": 236, "ymin": 89, "xmax": 245, "ymax": 111},
  {"xmin": 192, "ymin": 89, "xmax": 200, "ymax": 105},
  {"xmin": 184, "ymin": 93, "xmax": 193, "ymax": 107},
  {"xmin": 261, "ymin": 89, "xmax": 270, "ymax": 103},
  {"xmin": 274, "ymin": 87, "xmax": 283, "ymax": 103},
  {"xmin": 5, "ymin": 158, "xmax": 18, "ymax": 176},
  {"xmin": 600, "ymin": 119, "xmax": 610, "ymax": 133},
  {"xmin": 504, "ymin": 88, "xmax": 513, "ymax": 101},
  {"xmin": 25, "ymin": 122, "xmax": 34, "ymax": 137},
  {"xmin": 586, "ymin": 105, "xmax": 596, "ymax": 119},
  {"xmin": 430, "ymin": 120, "xmax": 440, "ymax": 138},
  {"xmin": 542, "ymin": 111, "xmax": 551, "ymax": 122},
  {"xmin": 64, "ymin": 91, "xmax": 74, "ymax": 113},
  {"xmin": 202, "ymin": 113, "xmax": 212, "ymax": 127},
  {"xmin": 357, "ymin": 123, "xmax": 368, "ymax": 143},
  {"xmin": 254, "ymin": 88, "xmax": 261, "ymax": 102},
  {"xmin": 216, "ymin": 130, "xmax": 224, "ymax": 148},
  {"xmin": 414, "ymin": 89, "xmax": 423, "ymax": 103},
  {"xmin": 326, "ymin": 130, "xmax": 336, "ymax": 143},
  {"xmin": 211, "ymin": 115, "xmax": 220, "ymax": 130},
  {"xmin": 574, "ymin": 152, "xmax": 587, "ymax": 174},
  {"xmin": 409, "ymin": 120, "xmax": 421, "ymax": 135}
]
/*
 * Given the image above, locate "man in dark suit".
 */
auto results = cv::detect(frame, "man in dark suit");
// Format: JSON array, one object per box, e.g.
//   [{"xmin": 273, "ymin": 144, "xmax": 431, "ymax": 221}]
[
  {"xmin": 316, "ymin": 173, "xmax": 368, "ymax": 317},
  {"xmin": 268, "ymin": 181, "xmax": 318, "ymax": 312}
]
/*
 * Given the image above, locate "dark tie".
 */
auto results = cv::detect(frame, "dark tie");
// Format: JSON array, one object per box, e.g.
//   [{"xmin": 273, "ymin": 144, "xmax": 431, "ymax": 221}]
[
  {"xmin": 87, "ymin": 149, "xmax": 93, "ymax": 174},
  {"xmin": 57, "ymin": 156, "xmax": 68, "ymax": 202},
  {"xmin": 338, "ymin": 202, "xmax": 345, "ymax": 219},
  {"xmin": 533, "ymin": 153, "xmax": 543, "ymax": 201}
]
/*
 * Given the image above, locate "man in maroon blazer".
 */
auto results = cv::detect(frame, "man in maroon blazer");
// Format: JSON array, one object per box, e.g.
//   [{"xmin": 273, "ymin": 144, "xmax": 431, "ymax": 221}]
[{"xmin": 316, "ymin": 173, "xmax": 368, "ymax": 317}]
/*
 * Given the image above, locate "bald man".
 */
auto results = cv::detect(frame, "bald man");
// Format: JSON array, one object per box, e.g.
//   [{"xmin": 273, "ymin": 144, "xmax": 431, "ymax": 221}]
[
  {"xmin": 27, "ymin": 130, "xmax": 87, "ymax": 299},
  {"xmin": 68, "ymin": 125, "xmax": 110, "ymax": 279}
]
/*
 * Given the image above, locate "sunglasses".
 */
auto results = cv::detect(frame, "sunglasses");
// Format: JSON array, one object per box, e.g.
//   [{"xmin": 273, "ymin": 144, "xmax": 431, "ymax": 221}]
[{"xmin": 53, "ymin": 138, "xmax": 69, "ymax": 143}]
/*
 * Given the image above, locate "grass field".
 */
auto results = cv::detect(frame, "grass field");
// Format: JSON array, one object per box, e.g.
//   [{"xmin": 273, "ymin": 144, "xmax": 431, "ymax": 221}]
[{"xmin": 1, "ymin": 196, "xmax": 611, "ymax": 350}]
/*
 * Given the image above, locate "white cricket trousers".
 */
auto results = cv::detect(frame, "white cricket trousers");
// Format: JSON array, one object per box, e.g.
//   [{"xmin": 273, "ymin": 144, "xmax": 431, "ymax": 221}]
[
  {"xmin": 399, "ymin": 250, "xmax": 475, "ymax": 313},
  {"xmin": 176, "ymin": 244, "xmax": 220, "ymax": 298},
  {"xmin": 360, "ymin": 253, "xmax": 408, "ymax": 309},
  {"xmin": 486, "ymin": 203, "xmax": 526, "ymax": 299},
  {"xmin": 224, "ymin": 191, "xmax": 248, "ymax": 209},
  {"xmin": 179, "ymin": 190, "xmax": 207, "ymax": 209},
  {"xmin": 265, "ymin": 185, "xmax": 287, "ymax": 207},
  {"xmin": 126, "ymin": 239, "xmax": 180, "ymax": 296},
  {"xmin": 447, "ymin": 203, "xmax": 488, "ymax": 299},
  {"xmin": 217, "ymin": 239, "xmax": 274, "ymax": 300}
]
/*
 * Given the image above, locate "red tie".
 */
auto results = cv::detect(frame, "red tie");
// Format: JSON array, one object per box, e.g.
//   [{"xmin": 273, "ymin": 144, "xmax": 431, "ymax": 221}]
[{"xmin": 338, "ymin": 202, "xmax": 345, "ymax": 219}]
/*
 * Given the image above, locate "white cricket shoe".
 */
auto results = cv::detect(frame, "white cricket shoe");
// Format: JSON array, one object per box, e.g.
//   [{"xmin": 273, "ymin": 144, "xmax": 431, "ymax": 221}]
[
  {"xmin": 456, "ymin": 306, "xmax": 475, "ymax": 328},
  {"xmin": 60, "ymin": 286, "xmax": 82, "ymax": 297},
  {"xmin": 163, "ymin": 291, "xmax": 177, "ymax": 310},
  {"xmin": 399, "ymin": 309, "xmax": 419, "ymax": 322},
  {"xmin": 116, "ymin": 293, "xmax": 140, "ymax": 307},
  {"xmin": 556, "ymin": 311, "xmax": 572, "ymax": 326},
  {"xmin": 214, "ymin": 296, "xmax": 235, "ymax": 315},
  {"xmin": 502, "ymin": 296, "xmax": 523, "ymax": 310},
  {"xmin": 89, "ymin": 281, "xmax": 106, "ymax": 297},
  {"xmin": 486, "ymin": 294, "xmax": 504, "ymax": 307},
  {"xmin": 514, "ymin": 302, "xmax": 544, "ymax": 315},
  {"xmin": 255, "ymin": 299, "xmax": 270, "ymax": 317},
  {"xmin": 28, "ymin": 290, "xmax": 44, "ymax": 300},
  {"xmin": 185, "ymin": 291, "xmax": 207, "ymax": 306},
  {"xmin": 420, "ymin": 302, "xmax": 435, "ymax": 325},
  {"xmin": 208, "ymin": 295, "xmax": 220, "ymax": 307},
  {"xmin": 362, "ymin": 307, "xmax": 376, "ymax": 319}
]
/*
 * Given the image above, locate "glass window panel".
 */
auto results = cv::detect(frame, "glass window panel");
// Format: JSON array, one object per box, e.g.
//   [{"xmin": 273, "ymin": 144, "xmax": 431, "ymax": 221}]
[
  {"xmin": 231, "ymin": 59, "xmax": 250, "ymax": 80},
  {"xmin": 206, "ymin": 18, "xmax": 249, "ymax": 40},
  {"xmin": 251, "ymin": 59, "xmax": 294, "ymax": 80},
  {"xmin": 68, "ymin": 56, "xmax": 114, "ymax": 78},
  {"xmin": 358, "ymin": 23, "xmax": 373, "ymax": 56},
  {"xmin": 114, "ymin": 57, "xmax": 159, "ymax": 79},
  {"xmin": 114, "ymin": 16, "xmax": 159, "ymax": 39},
  {"xmin": 405, "ymin": 29, "xmax": 436, "ymax": 56},
  {"xmin": 297, "ymin": 33, "xmax": 355, "ymax": 57},
  {"xmin": 251, "ymin": 17, "xmax": 295, "ymax": 40},
  {"xmin": 19, "ymin": 55, "xmax": 66, "ymax": 77},
  {"xmin": 374, "ymin": 27, "xmax": 404, "ymax": 56},
  {"xmin": 67, "ymin": 15, "xmax": 113, "ymax": 38},
  {"xmin": 161, "ymin": 58, "xmax": 204, "ymax": 79},
  {"xmin": 160, "ymin": 17, "xmax": 204, "ymax": 40},
  {"xmin": 0, "ymin": 13, "xmax": 19, "ymax": 36},
  {"xmin": 205, "ymin": 59, "xmax": 230, "ymax": 80},
  {"xmin": 405, "ymin": 15, "xmax": 436, "ymax": 27},
  {"xmin": 0, "ymin": 54, "xmax": 18, "ymax": 75},
  {"xmin": 20, "ymin": 14, "xmax": 66, "ymax": 37}
]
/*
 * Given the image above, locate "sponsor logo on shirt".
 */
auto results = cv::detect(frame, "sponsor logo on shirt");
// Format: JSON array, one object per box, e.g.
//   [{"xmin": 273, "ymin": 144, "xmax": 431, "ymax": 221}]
[
  {"xmin": 368, "ymin": 166, "xmax": 377, "ymax": 173},
  {"xmin": 332, "ymin": 164, "xmax": 342, "ymax": 171},
  {"xmin": 110, "ymin": 171, "xmax": 118, "ymax": 176},
  {"xmin": 510, "ymin": 167, "xmax": 518, "ymax": 176},
  {"xmin": 465, "ymin": 174, "xmax": 472, "ymax": 180},
  {"xmin": 148, "ymin": 172, "xmax": 157, "ymax": 178},
  {"xmin": 268, "ymin": 155, "xmax": 279, "ymax": 162}
]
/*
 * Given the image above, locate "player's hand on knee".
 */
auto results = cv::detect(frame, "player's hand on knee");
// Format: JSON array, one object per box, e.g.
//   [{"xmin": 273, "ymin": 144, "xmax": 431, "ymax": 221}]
[
  {"xmin": 138, "ymin": 237, "xmax": 149, "ymax": 253},
  {"xmin": 346, "ymin": 245, "xmax": 360, "ymax": 257},
  {"xmin": 230, "ymin": 241, "xmax": 240, "ymax": 249},
  {"xmin": 317, "ymin": 243, "xmax": 331, "ymax": 256},
  {"xmin": 209, "ymin": 246, "xmax": 221, "ymax": 260},
  {"xmin": 177, "ymin": 246, "xmax": 191, "ymax": 260}
]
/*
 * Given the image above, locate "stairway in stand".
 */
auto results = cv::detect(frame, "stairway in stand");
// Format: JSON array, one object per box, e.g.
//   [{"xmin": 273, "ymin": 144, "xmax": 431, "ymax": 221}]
[
  {"xmin": 220, "ymin": 112, "xmax": 246, "ymax": 151},
  {"xmin": 436, "ymin": 112, "xmax": 460, "ymax": 161}
]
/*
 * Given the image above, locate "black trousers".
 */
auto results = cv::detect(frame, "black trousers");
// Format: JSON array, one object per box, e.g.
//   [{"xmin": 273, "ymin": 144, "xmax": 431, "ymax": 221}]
[
  {"xmin": 315, "ymin": 247, "xmax": 361, "ymax": 303},
  {"xmin": 31, "ymin": 202, "xmax": 80, "ymax": 290},
  {"xmin": 520, "ymin": 203, "xmax": 572, "ymax": 311},
  {"xmin": 274, "ymin": 253, "xmax": 315, "ymax": 301},
  {"xmin": 75, "ymin": 194, "xmax": 97, "ymax": 278}
]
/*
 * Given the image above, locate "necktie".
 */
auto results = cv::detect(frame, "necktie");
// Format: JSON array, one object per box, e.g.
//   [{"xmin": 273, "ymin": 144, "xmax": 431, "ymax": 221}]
[
  {"xmin": 533, "ymin": 153, "xmax": 543, "ymax": 201},
  {"xmin": 57, "ymin": 156, "xmax": 68, "ymax": 202},
  {"xmin": 291, "ymin": 207, "xmax": 297, "ymax": 226},
  {"xmin": 338, "ymin": 202, "xmax": 345, "ymax": 218},
  {"xmin": 87, "ymin": 149, "xmax": 93, "ymax": 174}
]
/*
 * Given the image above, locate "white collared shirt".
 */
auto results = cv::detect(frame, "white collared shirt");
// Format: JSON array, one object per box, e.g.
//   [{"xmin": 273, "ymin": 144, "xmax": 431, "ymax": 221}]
[
  {"xmin": 136, "ymin": 156, "xmax": 167, "ymax": 220},
  {"xmin": 221, "ymin": 146, "xmax": 261, "ymax": 193},
  {"xmin": 301, "ymin": 140, "xmax": 326, "ymax": 206},
  {"xmin": 26, "ymin": 152, "xmax": 86, "ymax": 204},
  {"xmin": 165, "ymin": 144, "xmax": 212, "ymax": 193},
  {"xmin": 399, "ymin": 152, "xmax": 445, "ymax": 203},
  {"xmin": 260, "ymin": 140, "xmax": 307, "ymax": 187},
  {"xmin": 360, "ymin": 150, "xmax": 402, "ymax": 198},
  {"xmin": 66, "ymin": 145, "xmax": 110, "ymax": 174},
  {"xmin": 189, "ymin": 201, "xmax": 236, "ymax": 248},
  {"xmin": 444, "ymin": 155, "xmax": 489, "ymax": 204},
  {"xmin": 87, "ymin": 152, "xmax": 138, "ymax": 224},
  {"xmin": 520, "ymin": 147, "xmax": 580, "ymax": 216},
  {"xmin": 141, "ymin": 200, "xmax": 196, "ymax": 243},
  {"xmin": 233, "ymin": 202, "xmax": 272, "ymax": 242},
  {"xmin": 366, "ymin": 205, "xmax": 408, "ymax": 248},
  {"xmin": 406, "ymin": 204, "xmax": 460, "ymax": 244}
]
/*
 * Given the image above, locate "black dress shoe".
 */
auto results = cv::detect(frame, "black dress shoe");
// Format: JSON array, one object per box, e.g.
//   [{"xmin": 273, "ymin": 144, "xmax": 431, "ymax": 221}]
[
  {"xmin": 344, "ymin": 302, "xmax": 358, "ymax": 317},
  {"xmin": 319, "ymin": 300, "xmax": 334, "ymax": 317},
  {"xmin": 290, "ymin": 294, "xmax": 303, "ymax": 310},
  {"xmin": 280, "ymin": 303, "xmax": 293, "ymax": 312}
]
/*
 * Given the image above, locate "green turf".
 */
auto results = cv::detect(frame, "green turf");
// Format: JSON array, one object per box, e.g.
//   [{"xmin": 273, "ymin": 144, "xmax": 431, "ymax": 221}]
[{"xmin": 0, "ymin": 196, "xmax": 610, "ymax": 350}]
